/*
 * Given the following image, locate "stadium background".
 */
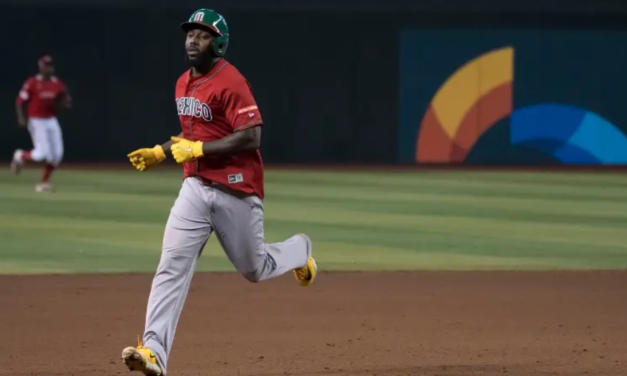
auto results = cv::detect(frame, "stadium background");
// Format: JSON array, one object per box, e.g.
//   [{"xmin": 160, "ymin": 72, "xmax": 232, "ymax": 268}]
[{"xmin": 2, "ymin": 0, "xmax": 627, "ymax": 165}]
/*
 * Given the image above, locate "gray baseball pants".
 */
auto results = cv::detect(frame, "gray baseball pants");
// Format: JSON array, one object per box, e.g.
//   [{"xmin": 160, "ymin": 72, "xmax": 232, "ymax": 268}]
[{"xmin": 141, "ymin": 177, "xmax": 310, "ymax": 375}]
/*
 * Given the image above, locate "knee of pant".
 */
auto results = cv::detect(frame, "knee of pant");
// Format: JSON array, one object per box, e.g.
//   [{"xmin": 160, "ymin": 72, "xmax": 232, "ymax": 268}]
[
  {"xmin": 51, "ymin": 155, "xmax": 63, "ymax": 166},
  {"xmin": 30, "ymin": 149, "xmax": 46, "ymax": 161},
  {"xmin": 242, "ymin": 270, "xmax": 262, "ymax": 283}
]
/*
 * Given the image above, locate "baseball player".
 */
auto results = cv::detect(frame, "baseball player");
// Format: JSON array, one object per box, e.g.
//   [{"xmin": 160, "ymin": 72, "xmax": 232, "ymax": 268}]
[
  {"xmin": 11, "ymin": 55, "xmax": 72, "ymax": 193},
  {"xmin": 121, "ymin": 9, "xmax": 317, "ymax": 376}
]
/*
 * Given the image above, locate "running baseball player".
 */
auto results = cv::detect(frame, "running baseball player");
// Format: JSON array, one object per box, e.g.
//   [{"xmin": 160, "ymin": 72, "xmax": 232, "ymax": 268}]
[
  {"xmin": 11, "ymin": 55, "xmax": 72, "ymax": 193},
  {"xmin": 121, "ymin": 9, "xmax": 317, "ymax": 376}
]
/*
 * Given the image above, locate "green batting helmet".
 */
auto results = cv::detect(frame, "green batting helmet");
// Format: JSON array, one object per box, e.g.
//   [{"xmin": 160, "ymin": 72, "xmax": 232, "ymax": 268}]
[{"xmin": 180, "ymin": 9, "xmax": 229, "ymax": 57}]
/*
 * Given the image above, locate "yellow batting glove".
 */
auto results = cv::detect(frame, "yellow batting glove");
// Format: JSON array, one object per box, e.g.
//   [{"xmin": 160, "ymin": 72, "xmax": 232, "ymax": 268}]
[
  {"xmin": 127, "ymin": 145, "xmax": 166, "ymax": 171},
  {"xmin": 170, "ymin": 136, "xmax": 204, "ymax": 164}
]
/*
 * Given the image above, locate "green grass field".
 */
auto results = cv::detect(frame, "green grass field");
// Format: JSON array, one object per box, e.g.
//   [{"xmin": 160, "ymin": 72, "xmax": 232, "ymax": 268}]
[{"xmin": 1, "ymin": 167, "xmax": 627, "ymax": 274}]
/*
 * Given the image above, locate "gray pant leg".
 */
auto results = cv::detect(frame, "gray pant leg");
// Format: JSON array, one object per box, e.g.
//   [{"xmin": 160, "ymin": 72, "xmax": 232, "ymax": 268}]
[
  {"xmin": 143, "ymin": 178, "xmax": 212, "ymax": 375},
  {"xmin": 211, "ymin": 188, "xmax": 310, "ymax": 282}
]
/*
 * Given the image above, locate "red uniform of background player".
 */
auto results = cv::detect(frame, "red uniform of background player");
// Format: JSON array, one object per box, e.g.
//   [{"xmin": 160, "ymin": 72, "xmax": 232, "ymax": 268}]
[{"xmin": 11, "ymin": 55, "xmax": 72, "ymax": 193}]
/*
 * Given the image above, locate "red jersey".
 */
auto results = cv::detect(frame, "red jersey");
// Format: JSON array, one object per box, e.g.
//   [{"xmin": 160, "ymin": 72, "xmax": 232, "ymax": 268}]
[
  {"xmin": 175, "ymin": 59, "xmax": 265, "ymax": 198},
  {"xmin": 16, "ymin": 74, "xmax": 68, "ymax": 118}
]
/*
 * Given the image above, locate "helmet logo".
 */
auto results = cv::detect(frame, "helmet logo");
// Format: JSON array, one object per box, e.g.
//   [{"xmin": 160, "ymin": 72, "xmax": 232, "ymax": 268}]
[
  {"xmin": 192, "ymin": 12, "xmax": 205, "ymax": 22},
  {"xmin": 213, "ymin": 15, "xmax": 224, "ymax": 33}
]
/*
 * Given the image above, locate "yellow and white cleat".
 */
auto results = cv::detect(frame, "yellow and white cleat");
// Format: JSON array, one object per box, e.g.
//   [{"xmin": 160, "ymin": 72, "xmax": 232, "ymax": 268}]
[
  {"xmin": 293, "ymin": 234, "xmax": 317, "ymax": 286},
  {"xmin": 121, "ymin": 337, "xmax": 162, "ymax": 376},
  {"xmin": 10, "ymin": 149, "xmax": 23, "ymax": 175}
]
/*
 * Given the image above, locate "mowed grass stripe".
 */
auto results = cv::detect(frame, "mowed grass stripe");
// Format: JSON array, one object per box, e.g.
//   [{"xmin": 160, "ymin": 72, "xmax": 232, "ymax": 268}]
[
  {"xmin": 0, "ymin": 168, "xmax": 626, "ymax": 274},
  {"xmin": 6, "ymin": 197, "xmax": 627, "ymax": 248}
]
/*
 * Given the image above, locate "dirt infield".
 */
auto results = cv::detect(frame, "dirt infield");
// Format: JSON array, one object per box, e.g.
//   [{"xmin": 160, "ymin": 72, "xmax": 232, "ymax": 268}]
[{"xmin": 1, "ymin": 271, "xmax": 626, "ymax": 376}]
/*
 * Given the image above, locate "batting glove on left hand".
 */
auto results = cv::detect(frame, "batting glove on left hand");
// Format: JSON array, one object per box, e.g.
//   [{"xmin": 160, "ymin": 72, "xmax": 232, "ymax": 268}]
[
  {"xmin": 127, "ymin": 145, "xmax": 166, "ymax": 171},
  {"xmin": 170, "ymin": 136, "xmax": 204, "ymax": 164}
]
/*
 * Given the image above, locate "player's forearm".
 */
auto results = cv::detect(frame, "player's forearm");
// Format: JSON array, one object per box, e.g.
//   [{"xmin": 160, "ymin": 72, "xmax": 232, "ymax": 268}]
[
  {"xmin": 61, "ymin": 92, "xmax": 72, "ymax": 109},
  {"xmin": 201, "ymin": 127, "xmax": 261, "ymax": 156},
  {"xmin": 15, "ymin": 102, "xmax": 26, "ymax": 124},
  {"xmin": 162, "ymin": 132, "xmax": 183, "ymax": 154}
]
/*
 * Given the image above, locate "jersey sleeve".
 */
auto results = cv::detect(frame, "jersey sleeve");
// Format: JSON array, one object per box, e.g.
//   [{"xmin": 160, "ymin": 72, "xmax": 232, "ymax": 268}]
[
  {"xmin": 57, "ymin": 79, "xmax": 67, "ymax": 94},
  {"xmin": 222, "ymin": 78, "xmax": 263, "ymax": 132},
  {"xmin": 16, "ymin": 78, "xmax": 33, "ymax": 104}
]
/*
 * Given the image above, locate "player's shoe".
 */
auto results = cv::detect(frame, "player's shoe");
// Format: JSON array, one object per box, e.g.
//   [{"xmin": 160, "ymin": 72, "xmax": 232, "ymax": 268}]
[
  {"xmin": 293, "ymin": 234, "xmax": 317, "ymax": 286},
  {"xmin": 121, "ymin": 336, "xmax": 162, "ymax": 376},
  {"xmin": 35, "ymin": 183, "xmax": 54, "ymax": 193},
  {"xmin": 10, "ymin": 149, "xmax": 23, "ymax": 175}
]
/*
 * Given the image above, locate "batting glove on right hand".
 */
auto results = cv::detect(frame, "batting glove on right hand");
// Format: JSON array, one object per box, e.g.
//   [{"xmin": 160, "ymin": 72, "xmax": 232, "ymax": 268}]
[
  {"xmin": 127, "ymin": 145, "xmax": 166, "ymax": 171},
  {"xmin": 170, "ymin": 136, "xmax": 204, "ymax": 164}
]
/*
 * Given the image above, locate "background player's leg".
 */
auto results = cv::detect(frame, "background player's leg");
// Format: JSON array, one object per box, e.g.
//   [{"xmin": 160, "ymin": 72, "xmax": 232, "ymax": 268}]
[
  {"xmin": 12, "ymin": 118, "xmax": 49, "ymax": 172},
  {"xmin": 26, "ymin": 118, "xmax": 49, "ymax": 163},
  {"xmin": 48, "ymin": 118, "xmax": 64, "ymax": 167},
  {"xmin": 28, "ymin": 119, "xmax": 57, "ymax": 192},
  {"xmin": 210, "ymin": 188, "xmax": 310, "ymax": 283},
  {"xmin": 39, "ymin": 118, "xmax": 64, "ymax": 190},
  {"xmin": 141, "ymin": 177, "xmax": 213, "ymax": 375}
]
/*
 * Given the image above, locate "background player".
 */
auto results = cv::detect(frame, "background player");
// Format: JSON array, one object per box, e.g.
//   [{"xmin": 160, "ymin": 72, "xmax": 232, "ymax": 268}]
[
  {"xmin": 120, "ymin": 9, "xmax": 317, "ymax": 376},
  {"xmin": 11, "ymin": 55, "xmax": 72, "ymax": 193}
]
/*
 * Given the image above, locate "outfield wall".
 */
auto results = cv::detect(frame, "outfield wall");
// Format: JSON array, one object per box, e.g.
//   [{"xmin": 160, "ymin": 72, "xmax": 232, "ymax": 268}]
[{"xmin": 2, "ymin": 2, "xmax": 627, "ymax": 166}]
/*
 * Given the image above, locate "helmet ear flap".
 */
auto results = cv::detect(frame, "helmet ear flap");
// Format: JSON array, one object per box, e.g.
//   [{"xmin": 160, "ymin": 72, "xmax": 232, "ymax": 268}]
[{"xmin": 211, "ymin": 36, "xmax": 228, "ymax": 57}]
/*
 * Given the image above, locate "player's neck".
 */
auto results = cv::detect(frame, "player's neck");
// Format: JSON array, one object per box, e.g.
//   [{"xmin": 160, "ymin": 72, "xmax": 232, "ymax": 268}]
[{"xmin": 191, "ymin": 57, "xmax": 221, "ymax": 77}]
